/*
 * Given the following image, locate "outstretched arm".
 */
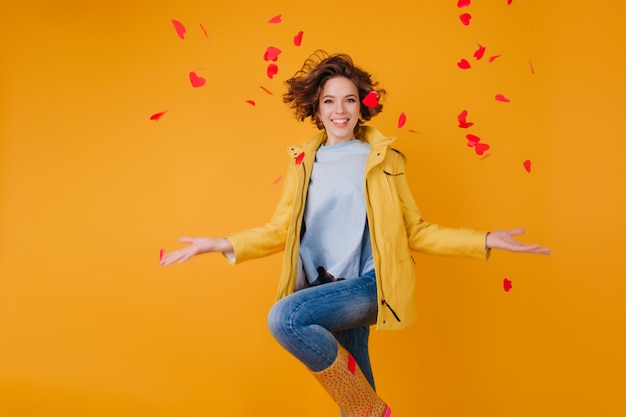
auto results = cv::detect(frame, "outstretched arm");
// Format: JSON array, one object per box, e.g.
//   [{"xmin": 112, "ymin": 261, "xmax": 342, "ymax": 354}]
[
  {"xmin": 159, "ymin": 236, "xmax": 234, "ymax": 266},
  {"xmin": 486, "ymin": 228, "xmax": 551, "ymax": 255}
]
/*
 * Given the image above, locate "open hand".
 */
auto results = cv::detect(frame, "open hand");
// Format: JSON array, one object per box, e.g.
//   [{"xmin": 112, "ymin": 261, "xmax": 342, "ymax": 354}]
[
  {"xmin": 159, "ymin": 236, "xmax": 233, "ymax": 266},
  {"xmin": 486, "ymin": 228, "xmax": 551, "ymax": 255}
]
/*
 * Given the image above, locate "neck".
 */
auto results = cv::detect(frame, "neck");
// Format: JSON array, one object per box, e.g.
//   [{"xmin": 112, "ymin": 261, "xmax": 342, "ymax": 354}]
[{"xmin": 325, "ymin": 138, "xmax": 354, "ymax": 146}]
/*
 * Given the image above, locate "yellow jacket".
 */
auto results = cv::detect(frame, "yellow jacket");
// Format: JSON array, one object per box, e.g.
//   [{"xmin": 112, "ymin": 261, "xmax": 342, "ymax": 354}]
[{"xmin": 226, "ymin": 126, "xmax": 489, "ymax": 330}]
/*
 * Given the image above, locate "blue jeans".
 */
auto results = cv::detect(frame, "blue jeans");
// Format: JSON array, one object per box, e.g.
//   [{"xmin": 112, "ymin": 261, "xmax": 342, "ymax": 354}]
[{"xmin": 267, "ymin": 270, "xmax": 379, "ymax": 389}]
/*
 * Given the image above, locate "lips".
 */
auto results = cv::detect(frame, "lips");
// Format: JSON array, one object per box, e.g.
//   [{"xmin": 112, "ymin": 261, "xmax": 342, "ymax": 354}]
[{"xmin": 331, "ymin": 118, "xmax": 349, "ymax": 128}]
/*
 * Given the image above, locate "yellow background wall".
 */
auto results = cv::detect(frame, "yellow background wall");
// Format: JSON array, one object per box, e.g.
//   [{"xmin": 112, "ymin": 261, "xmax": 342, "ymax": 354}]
[{"xmin": 1, "ymin": 1, "xmax": 625, "ymax": 416}]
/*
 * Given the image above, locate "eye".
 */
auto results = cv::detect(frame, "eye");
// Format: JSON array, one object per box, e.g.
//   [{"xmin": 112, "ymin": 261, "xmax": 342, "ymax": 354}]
[
  {"xmin": 347, "ymin": 98, "xmax": 357, "ymax": 103},
  {"xmin": 323, "ymin": 99, "xmax": 333, "ymax": 104}
]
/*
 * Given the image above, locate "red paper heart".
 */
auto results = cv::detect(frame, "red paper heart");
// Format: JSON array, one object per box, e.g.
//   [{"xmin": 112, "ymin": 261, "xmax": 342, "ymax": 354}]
[
  {"xmin": 523, "ymin": 159, "xmax": 532, "ymax": 172},
  {"xmin": 245, "ymin": 100, "xmax": 256, "ymax": 106},
  {"xmin": 459, "ymin": 13, "xmax": 472, "ymax": 26},
  {"xmin": 189, "ymin": 71, "xmax": 206, "ymax": 88},
  {"xmin": 495, "ymin": 94, "xmax": 511, "ymax": 102},
  {"xmin": 264, "ymin": 46, "xmax": 282, "ymax": 62},
  {"xmin": 503, "ymin": 278, "xmax": 512, "ymax": 292},
  {"xmin": 466, "ymin": 134, "xmax": 481, "ymax": 147},
  {"xmin": 457, "ymin": 0, "xmax": 471, "ymax": 7},
  {"xmin": 488, "ymin": 55, "xmax": 502, "ymax": 63},
  {"xmin": 466, "ymin": 134, "xmax": 490, "ymax": 155},
  {"xmin": 295, "ymin": 152, "xmax": 305, "ymax": 165},
  {"xmin": 267, "ymin": 64, "xmax": 279, "ymax": 79},
  {"xmin": 474, "ymin": 44, "xmax": 486, "ymax": 60},
  {"xmin": 150, "ymin": 111, "xmax": 167, "ymax": 121},
  {"xmin": 260, "ymin": 86, "xmax": 273, "ymax": 95},
  {"xmin": 457, "ymin": 110, "xmax": 474, "ymax": 128},
  {"xmin": 457, "ymin": 59, "xmax": 471, "ymax": 69},
  {"xmin": 529, "ymin": 60, "xmax": 535, "ymax": 74},
  {"xmin": 268, "ymin": 14, "xmax": 282, "ymax": 24},
  {"xmin": 362, "ymin": 91, "xmax": 379, "ymax": 108},
  {"xmin": 159, "ymin": 248, "xmax": 165, "ymax": 261},
  {"xmin": 171, "ymin": 19, "xmax": 186, "ymax": 39},
  {"xmin": 398, "ymin": 112, "xmax": 407, "ymax": 129},
  {"xmin": 294, "ymin": 31, "xmax": 304, "ymax": 46},
  {"xmin": 507, "ymin": 0, "xmax": 513, "ymax": 5},
  {"xmin": 272, "ymin": 176, "xmax": 282, "ymax": 185},
  {"xmin": 474, "ymin": 142, "xmax": 490, "ymax": 155}
]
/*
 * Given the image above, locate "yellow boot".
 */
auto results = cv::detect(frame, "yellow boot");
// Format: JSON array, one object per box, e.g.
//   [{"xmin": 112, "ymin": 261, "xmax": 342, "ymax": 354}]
[{"xmin": 311, "ymin": 343, "xmax": 391, "ymax": 417}]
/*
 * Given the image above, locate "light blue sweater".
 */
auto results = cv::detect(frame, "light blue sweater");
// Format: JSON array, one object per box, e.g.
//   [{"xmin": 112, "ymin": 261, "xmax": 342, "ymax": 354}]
[{"xmin": 299, "ymin": 139, "xmax": 374, "ymax": 284}]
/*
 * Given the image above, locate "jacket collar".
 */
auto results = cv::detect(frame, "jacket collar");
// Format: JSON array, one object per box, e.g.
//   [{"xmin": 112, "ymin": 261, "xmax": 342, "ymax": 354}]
[{"xmin": 289, "ymin": 126, "xmax": 397, "ymax": 153}]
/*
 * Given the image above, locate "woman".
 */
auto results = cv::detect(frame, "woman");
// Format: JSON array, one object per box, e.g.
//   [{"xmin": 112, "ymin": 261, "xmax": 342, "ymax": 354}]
[{"xmin": 160, "ymin": 51, "xmax": 550, "ymax": 417}]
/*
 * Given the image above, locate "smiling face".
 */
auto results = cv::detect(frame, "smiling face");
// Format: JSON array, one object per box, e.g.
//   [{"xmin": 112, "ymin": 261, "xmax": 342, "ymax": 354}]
[{"xmin": 317, "ymin": 76, "xmax": 362, "ymax": 145}]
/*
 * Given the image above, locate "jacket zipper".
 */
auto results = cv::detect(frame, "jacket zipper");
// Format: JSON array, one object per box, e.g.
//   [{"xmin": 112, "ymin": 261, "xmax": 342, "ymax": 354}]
[
  {"xmin": 367, "ymin": 143, "xmax": 402, "ymax": 325},
  {"xmin": 289, "ymin": 157, "xmax": 308, "ymax": 293}
]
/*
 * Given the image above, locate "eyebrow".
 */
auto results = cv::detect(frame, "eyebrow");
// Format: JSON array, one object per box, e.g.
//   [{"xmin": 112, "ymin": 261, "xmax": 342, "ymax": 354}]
[{"xmin": 321, "ymin": 94, "xmax": 359, "ymax": 99}]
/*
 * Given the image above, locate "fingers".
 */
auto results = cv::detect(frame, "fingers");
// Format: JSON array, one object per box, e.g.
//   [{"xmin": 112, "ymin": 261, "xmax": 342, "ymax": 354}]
[
  {"xmin": 159, "ymin": 249, "xmax": 188, "ymax": 266},
  {"xmin": 507, "ymin": 228, "xmax": 526, "ymax": 237},
  {"xmin": 533, "ymin": 247, "xmax": 551, "ymax": 255},
  {"xmin": 511, "ymin": 243, "xmax": 551, "ymax": 255}
]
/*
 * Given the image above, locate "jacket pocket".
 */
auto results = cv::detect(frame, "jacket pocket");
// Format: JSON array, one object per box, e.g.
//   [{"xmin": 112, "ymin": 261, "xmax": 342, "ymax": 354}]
[
  {"xmin": 381, "ymin": 299, "xmax": 401, "ymax": 322},
  {"xmin": 380, "ymin": 255, "xmax": 415, "ymax": 324}
]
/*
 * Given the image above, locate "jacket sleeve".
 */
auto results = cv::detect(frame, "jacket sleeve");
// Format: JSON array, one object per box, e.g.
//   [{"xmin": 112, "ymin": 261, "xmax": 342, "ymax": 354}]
[
  {"xmin": 390, "ymin": 150, "xmax": 489, "ymax": 260},
  {"xmin": 222, "ymin": 158, "xmax": 299, "ymax": 264}
]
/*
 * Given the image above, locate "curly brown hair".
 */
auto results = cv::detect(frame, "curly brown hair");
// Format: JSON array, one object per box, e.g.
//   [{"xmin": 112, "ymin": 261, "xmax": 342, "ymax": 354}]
[{"xmin": 283, "ymin": 50, "xmax": 387, "ymax": 132}]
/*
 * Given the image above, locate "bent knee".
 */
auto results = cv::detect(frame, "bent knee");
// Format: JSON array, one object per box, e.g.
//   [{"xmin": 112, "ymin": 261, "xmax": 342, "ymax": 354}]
[{"xmin": 267, "ymin": 299, "xmax": 290, "ymax": 339}]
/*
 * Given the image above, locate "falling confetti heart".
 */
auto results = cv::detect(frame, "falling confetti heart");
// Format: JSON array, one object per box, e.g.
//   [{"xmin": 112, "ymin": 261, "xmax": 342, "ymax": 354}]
[
  {"xmin": 474, "ymin": 143, "xmax": 490, "ymax": 155},
  {"xmin": 523, "ymin": 159, "xmax": 532, "ymax": 172},
  {"xmin": 294, "ymin": 31, "xmax": 304, "ymax": 46},
  {"xmin": 466, "ymin": 134, "xmax": 481, "ymax": 146},
  {"xmin": 503, "ymin": 278, "xmax": 513, "ymax": 292},
  {"xmin": 474, "ymin": 44, "xmax": 486, "ymax": 60},
  {"xmin": 466, "ymin": 134, "xmax": 490, "ymax": 155},
  {"xmin": 457, "ymin": 110, "xmax": 474, "ymax": 128},
  {"xmin": 189, "ymin": 71, "xmax": 206, "ymax": 88},
  {"xmin": 264, "ymin": 46, "xmax": 282, "ymax": 62},
  {"xmin": 457, "ymin": 0, "xmax": 471, "ymax": 7},
  {"xmin": 362, "ymin": 91, "xmax": 379, "ymax": 108},
  {"xmin": 457, "ymin": 59, "xmax": 471, "ymax": 69},
  {"xmin": 507, "ymin": 0, "xmax": 513, "ymax": 5},
  {"xmin": 495, "ymin": 94, "xmax": 511, "ymax": 102},
  {"xmin": 398, "ymin": 112, "xmax": 407, "ymax": 129},
  {"xmin": 272, "ymin": 176, "xmax": 283, "ymax": 185},
  {"xmin": 159, "ymin": 248, "xmax": 165, "ymax": 261},
  {"xmin": 267, "ymin": 63, "xmax": 279, "ymax": 79},
  {"xmin": 260, "ymin": 86, "xmax": 273, "ymax": 95},
  {"xmin": 268, "ymin": 14, "xmax": 282, "ymax": 24},
  {"xmin": 489, "ymin": 55, "xmax": 502, "ymax": 63},
  {"xmin": 295, "ymin": 152, "xmax": 305, "ymax": 165},
  {"xmin": 150, "ymin": 111, "xmax": 167, "ymax": 121},
  {"xmin": 529, "ymin": 60, "xmax": 536, "ymax": 74},
  {"xmin": 245, "ymin": 100, "xmax": 256, "ymax": 106},
  {"xmin": 171, "ymin": 19, "xmax": 186, "ymax": 39},
  {"xmin": 459, "ymin": 13, "xmax": 472, "ymax": 26}
]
